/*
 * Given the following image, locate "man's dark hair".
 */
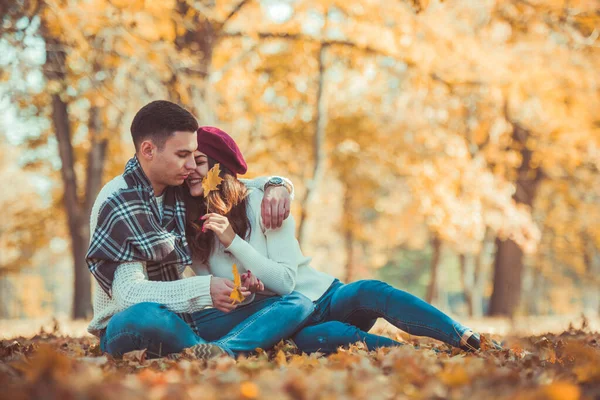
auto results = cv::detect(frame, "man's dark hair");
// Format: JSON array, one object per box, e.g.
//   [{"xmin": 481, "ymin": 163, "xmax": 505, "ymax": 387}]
[{"xmin": 130, "ymin": 101, "xmax": 199, "ymax": 151}]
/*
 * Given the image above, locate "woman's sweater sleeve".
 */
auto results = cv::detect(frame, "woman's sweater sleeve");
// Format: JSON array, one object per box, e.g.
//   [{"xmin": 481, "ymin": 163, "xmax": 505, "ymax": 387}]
[
  {"xmin": 224, "ymin": 211, "xmax": 303, "ymax": 295},
  {"xmin": 240, "ymin": 176, "xmax": 295, "ymax": 199},
  {"xmin": 112, "ymin": 261, "xmax": 214, "ymax": 313}
]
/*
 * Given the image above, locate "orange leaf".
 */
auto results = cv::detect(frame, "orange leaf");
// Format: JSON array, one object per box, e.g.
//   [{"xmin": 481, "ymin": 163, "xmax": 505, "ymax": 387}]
[
  {"xmin": 230, "ymin": 263, "xmax": 246, "ymax": 304},
  {"xmin": 202, "ymin": 163, "xmax": 223, "ymax": 197},
  {"xmin": 240, "ymin": 381, "xmax": 259, "ymax": 399}
]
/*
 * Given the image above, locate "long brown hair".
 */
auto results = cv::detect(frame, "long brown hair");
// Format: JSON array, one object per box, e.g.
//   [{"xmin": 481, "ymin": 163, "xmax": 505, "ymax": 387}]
[{"xmin": 183, "ymin": 158, "xmax": 251, "ymax": 264}]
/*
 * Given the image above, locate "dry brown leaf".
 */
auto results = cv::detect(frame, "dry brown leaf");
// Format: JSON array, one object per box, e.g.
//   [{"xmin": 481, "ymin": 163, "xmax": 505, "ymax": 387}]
[{"xmin": 123, "ymin": 349, "xmax": 147, "ymax": 364}]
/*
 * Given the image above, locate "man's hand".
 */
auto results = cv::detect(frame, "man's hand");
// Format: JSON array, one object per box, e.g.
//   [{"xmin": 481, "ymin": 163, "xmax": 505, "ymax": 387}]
[
  {"xmin": 262, "ymin": 186, "xmax": 291, "ymax": 229},
  {"xmin": 241, "ymin": 270, "xmax": 264, "ymax": 293},
  {"xmin": 210, "ymin": 277, "xmax": 251, "ymax": 313}
]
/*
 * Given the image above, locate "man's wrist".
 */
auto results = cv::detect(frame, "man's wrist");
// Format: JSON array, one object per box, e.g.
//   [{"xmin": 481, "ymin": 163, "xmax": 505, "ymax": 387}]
[{"xmin": 264, "ymin": 176, "xmax": 292, "ymax": 194}]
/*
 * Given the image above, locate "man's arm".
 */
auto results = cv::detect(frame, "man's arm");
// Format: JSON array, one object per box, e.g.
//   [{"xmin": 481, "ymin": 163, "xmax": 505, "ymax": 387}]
[{"xmin": 111, "ymin": 262, "xmax": 214, "ymax": 313}]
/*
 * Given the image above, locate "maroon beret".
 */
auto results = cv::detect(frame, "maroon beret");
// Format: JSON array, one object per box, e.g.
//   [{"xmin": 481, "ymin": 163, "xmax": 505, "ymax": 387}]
[{"xmin": 196, "ymin": 126, "xmax": 247, "ymax": 176}]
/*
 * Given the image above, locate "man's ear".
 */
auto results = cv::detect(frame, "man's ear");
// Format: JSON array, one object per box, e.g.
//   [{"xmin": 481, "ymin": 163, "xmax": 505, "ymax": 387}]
[{"xmin": 139, "ymin": 140, "xmax": 155, "ymax": 161}]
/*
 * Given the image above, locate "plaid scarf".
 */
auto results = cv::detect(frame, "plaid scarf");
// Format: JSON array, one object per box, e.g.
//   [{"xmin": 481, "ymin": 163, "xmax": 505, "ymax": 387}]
[{"xmin": 86, "ymin": 156, "xmax": 197, "ymax": 329}]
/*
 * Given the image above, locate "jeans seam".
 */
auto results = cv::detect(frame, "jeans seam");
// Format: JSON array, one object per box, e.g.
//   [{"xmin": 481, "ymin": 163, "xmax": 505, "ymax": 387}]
[
  {"xmin": 214, "ymin": 301, "xmax": 280, "ymax": 347},
  {"xmin": 342, "ymin": 306, "xmax": 460, "ymax": 346}
]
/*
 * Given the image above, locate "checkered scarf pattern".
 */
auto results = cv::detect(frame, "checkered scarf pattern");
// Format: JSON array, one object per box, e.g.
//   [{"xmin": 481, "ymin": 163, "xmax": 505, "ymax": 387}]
[{"xmin": 86, "ymin": 156, "xmax": 197, "ymax": 330}]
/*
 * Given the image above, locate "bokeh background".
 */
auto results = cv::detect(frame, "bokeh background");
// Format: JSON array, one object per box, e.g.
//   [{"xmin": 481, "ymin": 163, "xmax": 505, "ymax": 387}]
[{"xmin": 1, "ymin": 0, "xmax": 599, "ymax": 327}]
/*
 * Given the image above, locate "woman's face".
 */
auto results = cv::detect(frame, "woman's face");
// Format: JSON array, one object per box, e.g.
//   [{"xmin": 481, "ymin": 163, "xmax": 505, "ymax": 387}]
[{"xmin": 186, "ymin": 150, "xmax": 209, "ymax": 197}]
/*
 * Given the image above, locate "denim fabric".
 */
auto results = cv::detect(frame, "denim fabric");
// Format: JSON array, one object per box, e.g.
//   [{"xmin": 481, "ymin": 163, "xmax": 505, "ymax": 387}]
[
  {"xmin": 292, "ymin": 279, "xmax": 471, "ymax": 354},
  {"xmin": 100, "ymin": 292, "xmax": 314, "ymax": 358}
]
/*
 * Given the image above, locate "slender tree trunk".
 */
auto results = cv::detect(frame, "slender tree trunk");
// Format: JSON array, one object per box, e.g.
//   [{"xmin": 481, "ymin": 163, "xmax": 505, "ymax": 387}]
[
  {"xmin": 342, "ymin": 189, "xmax": 355, "ymax": 282},
  {"xmin": 298, "ymin": 44, "xmax": 328, "ymax": 247},
  {"xmin": 489, "ymin": 123, "xmax": 541, "ymax": 316},
  {"xmin": 459, "ymin": 254, "xmax": 474, "ymax": 316},
  {"xmin": 472, "ymin": 248, "xmax": 484, "ymax": 317},
  {"xmin": 426, "ymin": 235, "xmax": 442, "ymax": 304}
]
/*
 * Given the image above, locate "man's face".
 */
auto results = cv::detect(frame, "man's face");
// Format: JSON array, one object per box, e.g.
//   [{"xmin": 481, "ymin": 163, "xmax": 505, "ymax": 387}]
[{"xmin": 149, "ymin": 130, "xmax": 198, "ymax": 189}]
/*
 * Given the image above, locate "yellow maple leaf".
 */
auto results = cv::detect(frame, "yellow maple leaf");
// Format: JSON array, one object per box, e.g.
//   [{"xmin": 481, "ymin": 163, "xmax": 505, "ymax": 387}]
[
  {"xmin": 202, "ymin": 163, "xmax": 223, "ymax": 197},
  {"xmin": 230, "ymin": 263, "xmax": 246, "ymax": 304}
]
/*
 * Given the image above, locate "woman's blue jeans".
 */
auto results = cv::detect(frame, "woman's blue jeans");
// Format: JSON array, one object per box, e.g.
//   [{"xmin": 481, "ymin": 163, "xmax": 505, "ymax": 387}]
[
  {"xmin": 100, "ymin": 292, "xmax": 314, "ymax": 358},
  {"xmin": 292, "ymin": 280, "xmax": 473, "ymax": 354}
]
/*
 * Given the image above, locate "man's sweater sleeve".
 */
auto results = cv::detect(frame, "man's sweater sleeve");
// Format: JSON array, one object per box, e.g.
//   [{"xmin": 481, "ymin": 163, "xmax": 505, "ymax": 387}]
[{"xmin": 112, "ymin": 262, "xmax": 214, "ymax": 313}]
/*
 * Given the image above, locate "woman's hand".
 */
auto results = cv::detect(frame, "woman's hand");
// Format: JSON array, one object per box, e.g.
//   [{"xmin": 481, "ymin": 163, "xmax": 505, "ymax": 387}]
[
  {"xmin": 241, "ymin": 270, "xmax": 264, "ymax": 293},
  {"xmin": 210, "ymin": 276, "xmax": 251, "ymax": 313},
  {"xmin": 201, "ymin": 213, "xmax": 236, "ymax": 247}
]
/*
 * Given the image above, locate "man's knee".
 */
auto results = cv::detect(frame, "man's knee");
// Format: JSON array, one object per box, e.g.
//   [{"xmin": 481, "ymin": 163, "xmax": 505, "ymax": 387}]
[{"xmin": 109, "ymin": 302, "xmax": 178, "ymax": 339}]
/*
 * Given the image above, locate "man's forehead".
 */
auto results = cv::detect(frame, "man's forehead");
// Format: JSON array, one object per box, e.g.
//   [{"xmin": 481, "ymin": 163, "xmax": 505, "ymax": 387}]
[{"xmin": 166, "ymin": 130, "xmax": 197, "ymax": 150}]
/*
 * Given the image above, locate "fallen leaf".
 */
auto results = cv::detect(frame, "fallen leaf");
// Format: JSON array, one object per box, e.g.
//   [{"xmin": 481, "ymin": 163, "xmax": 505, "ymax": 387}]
[
  {"xmin": 240, "ymin": 381, "xmax": 259, "ymax": 399},
  {"xmin": 123, "ymin": 349, "xmax": 147, "ymax": 364}
]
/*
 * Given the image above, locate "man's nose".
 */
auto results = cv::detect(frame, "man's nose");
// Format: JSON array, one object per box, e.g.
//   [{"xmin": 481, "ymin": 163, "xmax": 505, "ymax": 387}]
[{"xmin": 185, "ymin": 156, "xmax": 196, "ymax": 170}]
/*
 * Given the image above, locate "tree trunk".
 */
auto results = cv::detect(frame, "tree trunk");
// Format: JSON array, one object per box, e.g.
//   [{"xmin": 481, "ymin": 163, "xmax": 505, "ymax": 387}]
[
  {"xmin": 426, "ymin": 235, "xmax": 442, "ymax": 304},
  {"xmin": 459, "ymin": 253, "xmax": 474, "ymax": 316},
  {"xmin": 342, "ymin": 189, "xmax": 355, "ymax": 283},
  {"xmin": 489, "ymin": 123, "xmax": 541, "ymax": 316},
  {"xmin": 472, "ymin": 248, "xmax": 484, "ymax": 317},
  {"xmin": 298, "ymin": 44, "xmax": 328, "ymax": 247},
  {"xmin": 43, "ymin": 31, "xmax": 96, "ymax": 319},
  {"xmin": 170, "ymin": 0, "xmax": 217, "ymax": 122}
]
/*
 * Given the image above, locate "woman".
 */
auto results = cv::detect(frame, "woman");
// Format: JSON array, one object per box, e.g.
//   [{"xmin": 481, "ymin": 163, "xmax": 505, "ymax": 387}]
[{"xmin": 185, "ymin": 126, "xmax": 495, "ymax": 354}]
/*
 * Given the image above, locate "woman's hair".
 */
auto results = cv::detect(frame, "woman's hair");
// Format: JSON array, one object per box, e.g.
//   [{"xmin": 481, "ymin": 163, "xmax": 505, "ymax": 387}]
[{"xmin": 183, "ymin": 157, "xmax": 251, "ymax": 264}]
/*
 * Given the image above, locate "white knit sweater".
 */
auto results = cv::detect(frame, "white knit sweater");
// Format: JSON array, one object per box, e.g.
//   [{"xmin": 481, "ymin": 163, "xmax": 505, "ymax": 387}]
[
  {"xmin": 87, "ymin": 175, "xmax": 286, "ymax": 336},
  {"xmin": 192, "ymin": 189, "xmax": 335, "ymax": 303}
]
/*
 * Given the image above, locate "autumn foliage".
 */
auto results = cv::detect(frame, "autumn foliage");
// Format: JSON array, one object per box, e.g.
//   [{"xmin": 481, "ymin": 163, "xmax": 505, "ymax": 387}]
[{"xmin": 2, "ymin": 321, "xmax": 600, "ymax": 399}]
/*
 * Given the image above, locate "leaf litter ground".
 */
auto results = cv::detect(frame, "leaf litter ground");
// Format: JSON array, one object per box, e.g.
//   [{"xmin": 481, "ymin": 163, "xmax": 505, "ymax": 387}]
[{"xmin": 2, "ymin": 319, "xmax": 600, "ymax": 400}]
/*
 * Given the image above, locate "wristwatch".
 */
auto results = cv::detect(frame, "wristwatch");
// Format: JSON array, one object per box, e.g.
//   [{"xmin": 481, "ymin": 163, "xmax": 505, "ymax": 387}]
[{"xmin": 264, "ymin": 177, "xmax": 292, "ymax": 194}]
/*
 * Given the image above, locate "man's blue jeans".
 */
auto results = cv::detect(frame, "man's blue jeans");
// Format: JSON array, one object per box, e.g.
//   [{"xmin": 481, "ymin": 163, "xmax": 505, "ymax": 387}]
[
  {"xmin": 292, "ymin": 280, "xmax": 474, "ymax": 354},
  {"xmin": 100, "ymin": 292, "xmax": 314, "ymax": 358}
]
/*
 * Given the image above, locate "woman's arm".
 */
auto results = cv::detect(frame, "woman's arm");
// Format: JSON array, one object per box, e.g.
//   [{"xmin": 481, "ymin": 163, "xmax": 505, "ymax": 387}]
[
  {"xmin": 112, "ymin": 261, "xmax": 214, "ymax": 313},
  {"xmin": 224, "ymin": 212, "xmax": 304, "ymax": 295}
]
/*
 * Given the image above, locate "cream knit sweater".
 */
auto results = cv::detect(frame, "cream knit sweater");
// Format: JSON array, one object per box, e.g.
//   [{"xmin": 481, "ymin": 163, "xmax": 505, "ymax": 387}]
[
  {"xmin": 87, "ymin": 175, "xmax": 282, "ymax": 336},
  {"xmin": 192, "ymin": 189, "xmax": 335, "ymax": 303}
]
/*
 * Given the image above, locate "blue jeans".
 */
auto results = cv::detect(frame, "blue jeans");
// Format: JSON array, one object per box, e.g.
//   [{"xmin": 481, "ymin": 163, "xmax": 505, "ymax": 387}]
[
  {"xmin": 292, "ymin": 280, "xmax": 473, "ymax": 354},
  {"xmin": 100, "ymin": 292, "xmax": 314, "ymax": 358}
]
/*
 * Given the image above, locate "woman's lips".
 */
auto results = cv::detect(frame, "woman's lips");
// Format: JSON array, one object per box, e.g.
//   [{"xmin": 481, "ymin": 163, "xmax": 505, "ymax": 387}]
[{"xmin": 187, "ymin": 178, "xmax": 202, "ymax": 186}]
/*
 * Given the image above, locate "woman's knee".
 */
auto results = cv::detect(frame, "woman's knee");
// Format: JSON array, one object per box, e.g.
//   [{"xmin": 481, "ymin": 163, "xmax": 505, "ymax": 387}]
[
  {"xmin": 335, "ymin": 280, "xmax": 392, "ymax": 310},
  {"xmin": 281, "ymin": 291, "xmax": 315, "ymax": 320}
]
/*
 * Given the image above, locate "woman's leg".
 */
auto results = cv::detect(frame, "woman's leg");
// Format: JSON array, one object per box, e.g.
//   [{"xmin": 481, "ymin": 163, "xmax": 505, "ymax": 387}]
[
  {"xmin": 193, "ymin": 292, "xmax": 315, "ymax": 356},
  {"xmin": 327, "ymin": 280, "xmax": 477, "ymax": 349},
  {"xmin": 293, "ymin": 321, "xmax": 402, "ymax": 354},
  {"xmin": 102, "ymin": 302, "xmax": 204, "ymax": 358}
]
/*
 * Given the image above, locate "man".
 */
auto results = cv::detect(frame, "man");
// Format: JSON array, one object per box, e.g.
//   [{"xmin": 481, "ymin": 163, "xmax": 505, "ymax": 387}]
[{"xmin": 86, "ymin": 100, "xmax": 313, "ymax": 359}]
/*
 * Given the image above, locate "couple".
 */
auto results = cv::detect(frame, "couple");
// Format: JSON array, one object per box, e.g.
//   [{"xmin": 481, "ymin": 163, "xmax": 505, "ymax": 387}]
[{"xmin": 86, "ymin": 100, "xmax": 487, "ymax": 359}]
